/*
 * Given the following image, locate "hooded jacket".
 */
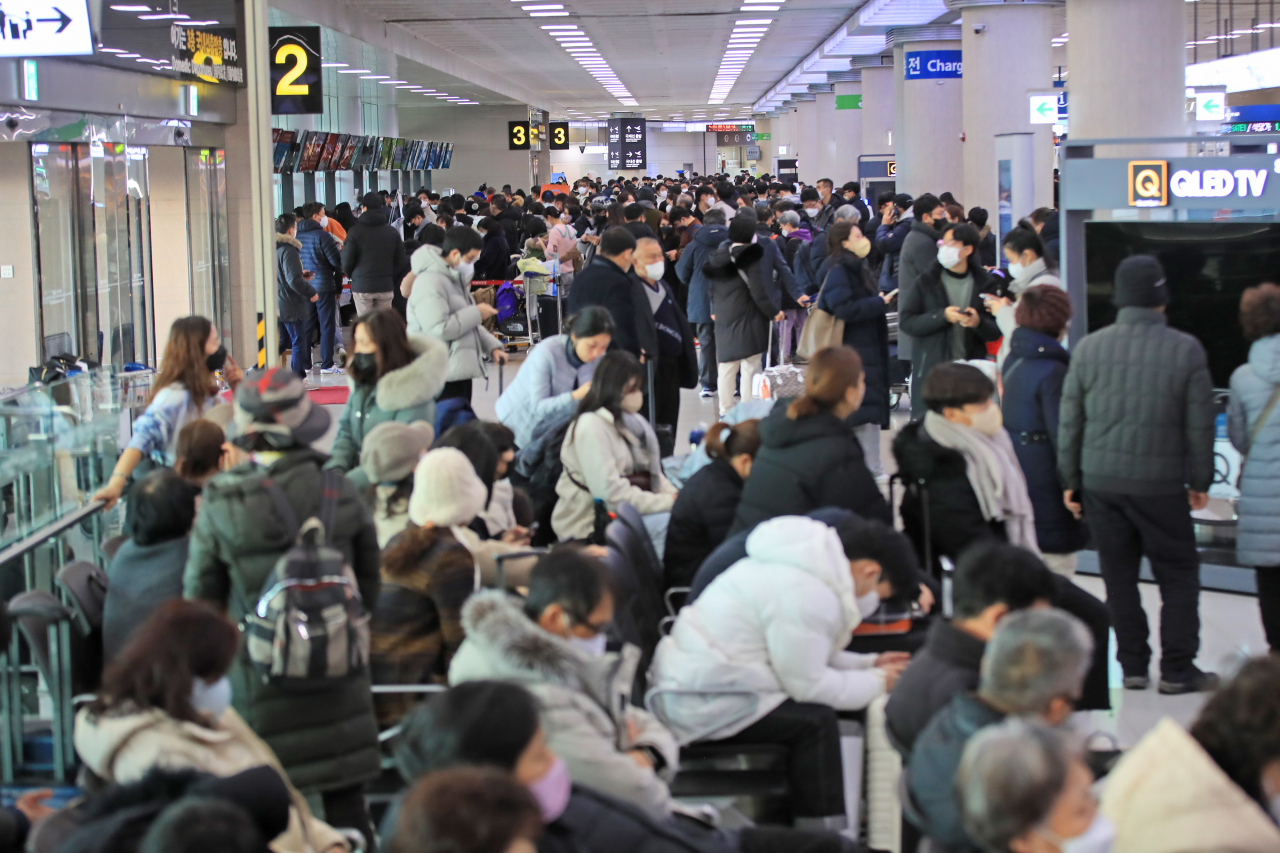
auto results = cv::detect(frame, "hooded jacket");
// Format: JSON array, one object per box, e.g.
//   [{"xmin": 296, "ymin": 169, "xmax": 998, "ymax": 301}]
[
  {"xmin": 704, "ymin": 242, "xmax": 776, "ymax": 363},
  {"xmin": 674, "ymin": 223, "xmax": 728, "ymax": 324},
  {"xmin": 275, "ymin": 233, "xmax": 311, "ymax": 323},
  {"xmin": 449, "ymin": 591, "xmax": 681, "ymax": 821},
  {"xmin": 650, "ymin": 516, "xmax": 883, "ymax": 744},
  {"xmin": 495, "ymin": 334, "xmax": 598, "ymax": 449},
  {"xmin": 295, "ymin": 218, "xmax": 343, "ymax": 293},
  {"xmin": 1229, "ymin": 334, "xmax": 1280, "ymax": 566},
  {"xmin": 818, "ymin": 252, "xmax": 892, "ymax": 429},
  {"xmin": 341, "ymin": 207, "xmax": 408, "ymax": 294},
  {"xmin": 406, "ymin": 247, "xmax": 503, "ymax": 383},
  {"xmin": 732, "ymin": 400, "xmax": 891, "ymax": 534},
  {"xmin": 1100, "ymin": 718, "xmax": 1280, "ymax": 853},
  {"xmin": 663, "ymin": 457, "xmax": 744, "ymax": 591},
  {"xmin": 326, "ymin": 335, "xmax": 449, "ymax": 490},
  {"xmin": 474, "ymin": 226, "xmax": 512, "ymax": 281},
  {"xmin": 896, "ymin": 220, "xmax": 942, "ymax": 362},
  {"xmin": 183, "ymin": 448, "xmax": 382, "ymax": 793}
]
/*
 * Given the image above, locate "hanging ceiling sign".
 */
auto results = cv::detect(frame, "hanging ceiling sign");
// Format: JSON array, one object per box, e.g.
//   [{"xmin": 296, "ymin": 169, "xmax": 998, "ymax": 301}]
[
  {"xmin": 171, "ymin": 24, "xmax": 244, "ymax": 84},
  {"xmin": 0, "ymin": 0, "xmax": 93, "ymax": 56},
  {"xmin": 269, "ymin": 26, "xmax": 322, "ymax": 113}
]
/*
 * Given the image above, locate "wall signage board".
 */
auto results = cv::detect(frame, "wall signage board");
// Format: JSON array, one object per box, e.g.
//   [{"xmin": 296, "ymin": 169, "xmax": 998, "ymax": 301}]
[
  {"xmin": 268, "ymin": 26, "xmax": 322, "ymax": 113},
  {"xmin": 904, "ymin": 49, "xmax": 962, "ymax": 80},
  {"xmin": 0, "ymin": 0, "xmax": 93, "ymax": 56},
  {"xmin": 835, "ymin": 94, "xmax": 862, "ymax": 110},
  {"xmin": 746, "ymin": 145, "xmax": 762, "ymax": 160},
  {"xmin": 707, "ymin": 123, "xmax": 754, "ymax": 132},
  {"xmin": 716, "ymin": 130, "xmax": 754, "ymax": 145},
  {"xmin": 608, "ymin": 118, "xmax": 646, "ymax": 170},
  {"xmin": 548, "ymin": 121, "xmax": 569, "ymax": 150},
  {"xmin": 508, "ymin": 121, "xmax": 531, "ymax": 150},
  {"xmin": 172, "ymin": 24, "xmax": 243, "ymax": 84},
  {"xmin": 1061, "ymin": 155, "xmax": 1280, "ymax": 211},
  {"xmin": 1029, "ymin": 94, "xmax": 1057, "ymax": 124}
]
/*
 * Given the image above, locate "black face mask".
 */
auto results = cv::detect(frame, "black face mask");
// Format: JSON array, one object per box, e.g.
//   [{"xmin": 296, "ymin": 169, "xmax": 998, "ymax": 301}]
[
  {"xmin": 206, "ymin": 345, "xmax": 227, "ymax": 372},
  {"xmin": 349, "ymin": 352, "xmax": 378, "ymax": 385}
]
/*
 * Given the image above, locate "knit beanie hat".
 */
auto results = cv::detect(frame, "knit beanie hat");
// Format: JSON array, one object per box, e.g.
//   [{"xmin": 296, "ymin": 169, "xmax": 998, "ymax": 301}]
[
  {"xmin": 408, "ymin": 447, "xmax": 488, "ymax": 528},
  {"xmin": 361, "ymin": 421, "xmax": 435, "ymax": 485},
  {"xmin": 1113, "ymin": 255, "xmax": 1168, "ymax": 308}
]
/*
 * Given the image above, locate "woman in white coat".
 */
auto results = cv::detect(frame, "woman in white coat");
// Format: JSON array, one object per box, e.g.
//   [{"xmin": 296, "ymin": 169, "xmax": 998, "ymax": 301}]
[
  {"xmin": 650, "ymin": 514, "xmax": 913, "ymax": 832},
  {"xmin": 552, "ymin": 350, "xmax": 677, "ymax": 543}
]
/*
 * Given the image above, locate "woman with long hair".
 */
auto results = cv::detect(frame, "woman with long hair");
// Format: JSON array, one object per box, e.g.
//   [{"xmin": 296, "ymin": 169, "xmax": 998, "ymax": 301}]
[
  {"xmin": 328, "ymin": 308, "xmax": 448, "ymax": 489},
  {"xmin": 551, "ymin": 350, "xmax": 676, "ymax": 542},
  {"xmin": 733, "ymin": 346, "xmax": 890, "ymax": 532},
  {"xmin": 94, "ymin": 316, "xmax": 242, "ymax": 509}
]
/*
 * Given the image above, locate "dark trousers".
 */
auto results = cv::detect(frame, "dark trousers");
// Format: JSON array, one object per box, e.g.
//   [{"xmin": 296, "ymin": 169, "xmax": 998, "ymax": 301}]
[
  {"xmin": 1084, "ymin": 489, "xmax": 1201, "ymax": 679},
  {"xmin": 652, "ymin": 356, "xmax": 681, "ymax": 440},
  {"xmin": 439, "ymin": 379, "xmax": 473, "ymax": 402},
  {"xmin": 696, "ymin": 322, "xmax": 717, "ymax": 390},
  {"xmin": 718, "ymin": 700, "xmax": 843, "ymax": 819},
  {"xmin": 321, "ymin": 784, "xmax": 376, "ymax": 853},
  {"xmin": 1255, "ymin": 569, "xmax": 1280, "ymax": 651},
  {"xmin": 282, "ymin": 319, "xmax": 313, "ymax": 378},
  {"xmin": 315, "ymin": 291, "xmax": 339, "ymax": 368},
  {"xmin": 1050, "ymin": 573, "xmax": 1112, "ymax": 711}
]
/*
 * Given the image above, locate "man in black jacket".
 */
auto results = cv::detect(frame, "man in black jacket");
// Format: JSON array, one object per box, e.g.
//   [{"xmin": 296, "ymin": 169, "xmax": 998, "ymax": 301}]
[
  {"xmin": 491, "ymin": 194, "xmax": 524, "ymax": 248},
  {"xmin": 1058, "ymin": 255, "xmax": 1217, "ymax": 695},
  {"xmin": 341, "ymin": 192, "xmax": 407, "ymax": 316},
  {"xmin": 885, "ymin": 541, "xmax": 1056, "ymax": 755},
  {"xmin": 840, "ymin": 182, "xmax": 871, "ymax": 225},
  {"xmin": 566, "ymin": 227, "xmax": 644, "ymax": 358}
]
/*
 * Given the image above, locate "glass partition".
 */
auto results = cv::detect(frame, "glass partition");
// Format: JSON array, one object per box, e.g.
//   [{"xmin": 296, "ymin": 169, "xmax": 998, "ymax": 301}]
[{"xmin": 186, "ymin": 148, "xmax": 233, "ymax": 346}]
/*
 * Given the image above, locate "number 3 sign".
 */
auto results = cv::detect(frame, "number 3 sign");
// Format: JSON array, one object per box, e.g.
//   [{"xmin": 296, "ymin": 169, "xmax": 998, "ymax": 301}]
[{"xmin": 270, "ymin": 26, "xmax": 323, "ymax": 115}]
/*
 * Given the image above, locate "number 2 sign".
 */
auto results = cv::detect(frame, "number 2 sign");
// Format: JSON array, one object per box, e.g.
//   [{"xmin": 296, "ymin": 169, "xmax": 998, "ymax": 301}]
[{"xmin": 270, "ymin": 26, "xmax": 323, "ymax": 115}]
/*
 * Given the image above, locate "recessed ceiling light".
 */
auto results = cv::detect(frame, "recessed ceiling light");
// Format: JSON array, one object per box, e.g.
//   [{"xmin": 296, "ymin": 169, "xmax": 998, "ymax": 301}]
[
  {"xmin": 529, "ymin": 11, "xmax": 570, "ymax": 15},
  {"xmin": 360, "ymin": 75, "xmax": 390, "ymax": 79},
  {"xmin": 523, "ymin": 4, "xmax": 563, "ymax": 8},
  {"xmin": 742, "ymin": 5, "xmax": 778, "ymax": 9},
  {"xmin": 435, "ymin": 94, "xmax": 453, "ymax": 98},
  {"xmin": 379, "ymin": 79, "xmax": 408, "ymax": 84},
  {"xmin": 110, "ymin": 4, "xmax": 151, "ymax": 9},
  {"xmin": 321, "ymin": 62, "xmax": 348, "ymax": 67},
  {"xmin": 183, "ymin": 19, "xmax": 219, "ymax": 24},
  {"xmin": 395, "ymin": 85, "xmax": 417, "ymax": 88},
  {"xmin": 100, "ymin": 47, "xmax": 125, "ymax": 53},
  {"xmin": 118, "ymin": 52, "xmax": 141, "ymax": 57},
  {"xmin": 138, "ymin": 12, "xmax": 187, "ymax": 18},
  {"xmin": 737, "ymin": 18, "xmax": 773, "ymax": 23},
  {"xmin": 338, "ymin": 69, "xmax": 371, "ymax": 74},
  {"xmin": 541, "ymin": 24, "xmax": 576, "ymax": 28},
  {"xmin": 136, "ymin": 57, "xmax": 163, "ymax": 62}
]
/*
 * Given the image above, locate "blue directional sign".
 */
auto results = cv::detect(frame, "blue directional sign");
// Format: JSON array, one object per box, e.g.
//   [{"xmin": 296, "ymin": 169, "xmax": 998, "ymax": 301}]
[{"xmin": 904, "ymin": 50, "xmax": 962, "ymax": 80}]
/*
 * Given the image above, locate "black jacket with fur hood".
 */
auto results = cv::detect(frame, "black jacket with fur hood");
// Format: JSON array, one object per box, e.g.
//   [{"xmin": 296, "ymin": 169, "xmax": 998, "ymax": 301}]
[{"xmin": 703, "ymin": 242, "xmax": 777, "ymax": 363}]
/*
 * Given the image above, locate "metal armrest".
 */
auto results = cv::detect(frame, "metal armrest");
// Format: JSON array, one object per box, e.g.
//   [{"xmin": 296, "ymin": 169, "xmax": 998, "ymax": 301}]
[
  {"xmin": 644, "ymin": 686, "xmax": 761, "ymax": 745},
  {"xmin": 336, "ymin": 827, "xmax": 366, "ymax": 853},
  {"xmin": 493, "ymin": 548, "xmax": 549, "ymax": 589},
  {"xmin": 370, "ymin": 684, "xmax": 449, "ymax": 694},
  {"xmin": 659, "ymin": 615, "xmax": 675, "ymax": 636},
  {"xmin": 664, "ymin": 587, "xmax": 690, "ymax": 617}
]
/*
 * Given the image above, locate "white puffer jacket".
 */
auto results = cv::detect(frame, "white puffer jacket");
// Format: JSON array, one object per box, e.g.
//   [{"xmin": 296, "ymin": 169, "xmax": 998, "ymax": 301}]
[{"xmin": 650, "ymin": 516, "xmax": 885, "ymax": 744}]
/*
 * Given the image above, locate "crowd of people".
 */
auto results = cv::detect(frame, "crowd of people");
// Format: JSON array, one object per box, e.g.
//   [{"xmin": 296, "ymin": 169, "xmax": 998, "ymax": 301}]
[{"xmin": 20, "ymin": 170, "xmax": 1273, "ymax": 853}]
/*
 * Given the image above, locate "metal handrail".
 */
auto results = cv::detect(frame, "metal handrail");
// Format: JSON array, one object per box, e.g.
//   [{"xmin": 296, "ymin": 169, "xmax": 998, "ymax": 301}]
[{"xmin": 0, "ymin": 500, "xmax": 106, "ymax": 567}]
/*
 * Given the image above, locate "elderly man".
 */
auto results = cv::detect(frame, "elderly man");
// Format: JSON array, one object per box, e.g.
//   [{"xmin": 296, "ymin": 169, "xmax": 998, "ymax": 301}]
[{"xmin": 633, "ymin": 236, "xmax": 696, "ymax": 437}]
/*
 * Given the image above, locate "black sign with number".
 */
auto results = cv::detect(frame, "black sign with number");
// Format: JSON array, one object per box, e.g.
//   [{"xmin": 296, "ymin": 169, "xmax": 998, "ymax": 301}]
[
  {"xmin": 548, "ymin": 122, "xmax": 569, "ymax": 150},
  {"xmin": 269, "ymin": 26, "xmax": 322, "ymax": 114},
  {"xmin": 509, "ymin": 121, "xmax": 531, "ymax": 150}
]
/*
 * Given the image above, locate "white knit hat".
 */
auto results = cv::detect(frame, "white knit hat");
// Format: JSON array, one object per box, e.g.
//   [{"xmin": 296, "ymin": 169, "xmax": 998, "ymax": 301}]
[{"xmin": 408, "ymin": 447, "xmax": 488, "ymax": 528}]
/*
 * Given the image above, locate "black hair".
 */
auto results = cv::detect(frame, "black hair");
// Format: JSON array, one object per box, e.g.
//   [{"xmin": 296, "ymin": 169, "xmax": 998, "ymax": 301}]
[
  {"xmin": 1001, "ymin": 225, "xmax": 1045, "ymax": 258},
  {"xmin": 952, "ymin": 541, "xmax": 1058, "ymax": 620},
  {"xmin": 945, "ymin": 222, "xmax": 982, "ymax": 250},
  {"xmin": 668, "ymin": 205, "xmax": 692, "ymax": 223},
  {"xmin": 967, "ymin": 207, "xmax": 989, "ymax": 229},
  {"xmin": 938, "ymin": 192, "xmax": 957, "ymax": 205},
  {"xmin": 391, "ymin": 768, "xmax": 542, "ymax": 853},
  {"xmin": 843, "ymin": 181, "xmax": 860, "ymax": 194},
  {"xmin": 800, "ymin": 187, "xmax": 821, "ymax": 204},
  {"xmin": 480, "ymin": 421, "xmax": 516, "ymax": 456},
  {"xmin": 566, "ymin": 305, "xmax": 616, "ymax": 340},
  {"xmin": 432, "ymin": 421, "xmax": 498, "ymax": 498},
  {"xmin": 833, "ymin": 517, "xmax": 918, "ymax": 598},
  {"xmin": 923, "ymin": 362, "xmax": 996, "ymax": 413},
  {"xmin": 139, "ymin": 798, "xmax": 266, "ymax": 853},
  {"xmin": 827, "ymin": 220, "xmax": 859, "ymax": 256},
  {"xmin": 695, "ymin": 185, "xmax": 717, "ymax": 202},
  {"xmin": 599, "ymin": 226, "xmax": 638, "ymax": 258},
  {"xmin": 490, "ymin": 194, "xmax": 508, "ymax": 211},
  {"xmin": 624, "ymin": 203, "xmax": 645, "ymax": 221},
  {"xmin": 417, "ymin": 223, "xmax": 446, "ymax": 248},
  {"xmin": 876, "ymin": 191, "xmax": 896, "ymax": 208},
  {"xmin": 913, "ymin": 193, "xmax": 941, "ymax": 220},
  {"xmin": 442, "ymin": 225, "xmax": 484, "ymax": 257},
  {"xmin": 394, "ymin": 682, "xmax": 540, "ymax": 781},
  {"xmin": 1191, "ymin": 655, "xmax": 1280, "ymax": 806},
  {"xmin": 128, "ymin": 469, "xmax": 201, "ymax": 546},
  {"xmin": 523, "ymin": 548, "xmax": 614, "ymax": 624},
  {"xmin": 301, "ymin": 200, "xmax": 325, "ymax": 219},
  {"xmin": 573, "ymin": 349, "xmax": 646, "ymax": 440},
  {"xmin": 478, "ymin": 216, "xmax": 499, "ymax": 234},
  {"xmin": 728, "ymin": 215, "xmax": 756, "ymax": 244},
  {"xmin": 403, "ymin": 202, "xmax": 424, "ymax": 222},
  {"xmin": 274, "ymin": 213, "xmax": 296, "ymax": 234},
  {"xmin": 717, "ymin": 184, "xmax": 735, "ymax": 202}
]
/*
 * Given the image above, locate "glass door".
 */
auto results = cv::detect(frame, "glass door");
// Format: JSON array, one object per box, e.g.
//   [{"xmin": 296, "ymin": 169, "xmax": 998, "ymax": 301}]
[
  {"xmin": 185, "ymin": 148, "xmax": 232, "ymax": 345},
  {"xmin": 30, "ymin": 144, "xmax": 97, "ymax": 362}
]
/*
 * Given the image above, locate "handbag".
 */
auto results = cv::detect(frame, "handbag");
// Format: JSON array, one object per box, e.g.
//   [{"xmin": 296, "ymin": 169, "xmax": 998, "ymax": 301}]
[{"xmin": 797, "ymin": 271, "xmax": 845, "ymax": 359}]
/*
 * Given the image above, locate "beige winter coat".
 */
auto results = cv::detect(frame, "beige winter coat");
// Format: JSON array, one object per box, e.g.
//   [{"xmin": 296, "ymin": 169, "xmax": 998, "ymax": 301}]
[
  {"xmin": 1100, "ymin": 717, "xmax": 1280, "ymax": 853},
  {"xmin": 74, "ymin": 706, "xmax": 347, "ymax": 853}
]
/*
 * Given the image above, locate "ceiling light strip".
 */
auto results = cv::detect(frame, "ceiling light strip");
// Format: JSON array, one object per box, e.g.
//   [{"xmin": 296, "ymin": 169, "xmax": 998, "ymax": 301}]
[
  {"xmin": 540, "ymin": 7, "xmax": 635, "ymax": 106},
  {"xmin": 707, "ymin": 17, "xmax": 772, "ymax": 104}
]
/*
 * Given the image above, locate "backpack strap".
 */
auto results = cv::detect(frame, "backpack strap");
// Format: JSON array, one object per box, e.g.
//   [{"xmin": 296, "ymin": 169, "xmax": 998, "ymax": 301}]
[
  {"xmin": 319, "ymin": 468, "xmax": 343, "ymax": 546},
  {"xmin": 261, "ymin": 477, "xmax": 301, "ymax": 540}
]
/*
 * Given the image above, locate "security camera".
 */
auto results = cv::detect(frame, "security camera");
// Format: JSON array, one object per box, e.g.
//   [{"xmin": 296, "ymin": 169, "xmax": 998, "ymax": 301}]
[
  {"xmin": 579, "ymin": 144, "xmax": 586, "ymax": 153},
  {"xmin": 4, "ymin": 117, "xmax": 17, "ymax": 131},
  {"xmin": 972, "ymin": 23, "xmax": 986, "ymax": 34}
]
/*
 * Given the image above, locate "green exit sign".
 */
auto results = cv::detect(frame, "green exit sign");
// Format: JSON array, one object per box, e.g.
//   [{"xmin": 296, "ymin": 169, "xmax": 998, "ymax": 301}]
[
  {"xmin": 835, "ymin": 94, "xmax": 862, "ymax": 110},
  {"xmin": 750, "ymin": 132, "xmax": 771, "ymax": 141}
]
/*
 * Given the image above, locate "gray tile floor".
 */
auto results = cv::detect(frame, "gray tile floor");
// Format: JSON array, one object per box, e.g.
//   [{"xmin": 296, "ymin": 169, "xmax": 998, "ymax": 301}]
[{"xmin": 311, "ymin": 349, "xmax": 1271, "ymax": 748}]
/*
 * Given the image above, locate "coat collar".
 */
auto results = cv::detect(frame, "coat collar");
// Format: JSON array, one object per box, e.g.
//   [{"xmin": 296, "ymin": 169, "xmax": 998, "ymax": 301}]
[
  {"xmin": 924, "ymin": 620, "xmax": 986, "ymax": 672},
  {"xmin": 1116, "ymin": 306, "xmax": 1168, "ymax": 326},
  {"xmin": 275, "ymin": 232, "xmax": 301, "ymax": 250},
  {"xmin": 347, "ymin": 335, "xmax": 449, "ymax": 411}
]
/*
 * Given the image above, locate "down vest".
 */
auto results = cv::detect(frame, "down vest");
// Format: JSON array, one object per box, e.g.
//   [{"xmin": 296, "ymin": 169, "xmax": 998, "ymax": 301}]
[
  {"xmin": 650, "ymin": 516, "xmax": 883, "ymax": 744},
  {"xmin": 1228, "ymin": 334, "xmax": 1280, "ymax": 567},
  {"xmin": 1058, "ymin": 307, "xmax": 1215, "ymax": 496}
]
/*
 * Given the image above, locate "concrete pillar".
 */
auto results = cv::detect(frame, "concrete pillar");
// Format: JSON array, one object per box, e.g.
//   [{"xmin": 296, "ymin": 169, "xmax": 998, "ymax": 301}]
[
  {"xmin": 832, "ymin": 82, "xmax": 863, "ymax": 184},
  {"xmin": 1067, "ymin": 0, "xmax": 1186, "ymax": 140},
  {"xmin": 960, "ymin": 2, "xmax": 1059, "ymax": 216},
  {"xmin": 146, "ymin": 146, "xmax": 193, "ymax": 352},
  {"xmin": 861, "ymin": 65, "xmax": 895, "ymax": 156},
  {"xmin": 0, "ymin": 143, "xmax": 39, "ymax": 388},
  {"xmin": 814, "ymin": 91, "xmax": 840, "ymax": 185},
  {"xmin": 796, "ymin": 99, "xmax": 820, "ymax": 184},
  {"xmin": 892, "ymin": 29, "xmax": 964, "ymax": 199}
]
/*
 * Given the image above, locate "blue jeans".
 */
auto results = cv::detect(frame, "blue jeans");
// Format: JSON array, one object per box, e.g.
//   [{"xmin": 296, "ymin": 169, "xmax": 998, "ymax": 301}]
[
  {"xmin": 314, "ymin": 291, "xmax": 338, "ymax": 368},
  {"xmin": 282, "ymin": 318, "xmax": 313, "ymax": 378}
]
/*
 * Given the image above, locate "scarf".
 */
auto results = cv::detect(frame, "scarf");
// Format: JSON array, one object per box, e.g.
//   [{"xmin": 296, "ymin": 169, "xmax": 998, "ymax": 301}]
[{"xmin": 922, "ymin": 411, "xmax": 1040, "ymax": 554}]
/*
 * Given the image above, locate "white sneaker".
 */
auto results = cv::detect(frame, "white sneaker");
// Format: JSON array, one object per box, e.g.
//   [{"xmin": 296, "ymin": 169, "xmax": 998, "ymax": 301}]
[
  {"xmin": 875, "ymin": 474, "xmax": 890, "ymax": 485},
  {"xmin": 321, "ymin": 366, "xmax": 344, "ymax": 374}
]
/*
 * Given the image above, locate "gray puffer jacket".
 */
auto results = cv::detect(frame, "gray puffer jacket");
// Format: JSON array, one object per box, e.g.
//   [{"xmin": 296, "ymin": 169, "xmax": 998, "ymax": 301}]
[
  {"xmin": 1058, "ymin": 307, "xmax": 1215, "ymax": 496},
  {"xmin": 895, "ymin": 220, "xmax": 941, "ymax": 361},
  {"xmin": 406, "ymin": 246, "xmax": 502, "ymax": 382},
  {"xmin": 1229, "ymin": 334, "xmax": 1280, "ymax": 567}
]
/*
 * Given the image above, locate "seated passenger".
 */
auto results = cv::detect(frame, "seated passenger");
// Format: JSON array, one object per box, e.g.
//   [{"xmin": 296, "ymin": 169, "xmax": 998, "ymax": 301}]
[
  {"xmin": 359, "ymin": 421, "xmax": 436, "ymax": 548},
  {"xmin": 389, "ymin": 767, "xmax": 542, "ymax": 853},
  {"xmin": 885, "ymin": 541, "xmax": 1057, "ymax": 755},
  {"xmin": 651, "ymin": 515, "xmax": 914, "ymax": 831},
  {"xmin": 956, "ymin": 720, "xmax": 1103, "ymax": 853},
  {"xmin": 663, "ymin": 419, "xmax": 761, "ymax": 591},
  {"xmin": 103, "ymin": 469, "xmax": 201, "ymax": 663},
  {"xmin": 495, "ymin": 307, "xmax": 613, "ymax": 449},
  {"xmin": 552, "ymin": 350, "xmax": 677, "ymax": 544},
  {"xmin": 478, "ymin": 422, "xmax": 520, "ymax": 538},
  {"xmin": 731, "ymin": 347, "xmax": 891, "ymax": 534},
  {"xmin": 905, "ymin": 609, "xmax": 1092, "ymax": 851},
  {"xmin": 74, "ymin": 601, "xmax": 347, "ymax": 853},
  {"xmin": 1100, "ymin": 655, "xmax": 1280, "ymax": 853},
  {"xmin": 370, "ymin": 448, "xmax": 480, "ymax": 728}
]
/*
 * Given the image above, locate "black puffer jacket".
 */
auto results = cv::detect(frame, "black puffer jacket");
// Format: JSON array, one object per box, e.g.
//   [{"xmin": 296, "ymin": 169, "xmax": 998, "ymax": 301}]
[
  {"xmin": 663, "ymin": 458, "xmax": 744, "ymax": 591},
  {"xmin": 539, "ymin": 786, "xmax": 737, "ymax": 853},
  {"xmin": 1058, "ymin": 306, "xmax": 1215, "ymax": 497},
  {"xmin": 818, "ymin": 253, "xmax": 891, "ymax": 429},
  {"xmin": 341, "ymin": 207, "xmax": 408, "ymax": 294},
  {"xmin": 704, "ymin": 242, "xmax": 776, "ymax": 362},
  {"xmin": 731, "ymin": 400, "xmax": 891, "ymax": 534}
]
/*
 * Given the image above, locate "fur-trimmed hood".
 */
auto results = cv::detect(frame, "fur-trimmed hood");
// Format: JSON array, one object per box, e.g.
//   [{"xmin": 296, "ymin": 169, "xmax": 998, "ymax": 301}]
[
  {"xmin": 350, "ymin": 334, "xmax": 449, "ymax": 412},
  {"xmin": 703, "ymin": 240, "xmax": 763, "ymax": 278},
  {"xmin": 451, "ymin": 590, "xmax": 640, "ymax": 708},
  {"xmin": 275, "ymin": 232, "xmax": 302, "ymax": 250}
]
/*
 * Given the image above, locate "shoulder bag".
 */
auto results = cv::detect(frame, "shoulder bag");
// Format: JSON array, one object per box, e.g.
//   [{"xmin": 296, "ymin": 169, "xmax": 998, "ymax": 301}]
[{"xmin": 797, "ymin": 269, "xmax": 845, "ymax": 359}]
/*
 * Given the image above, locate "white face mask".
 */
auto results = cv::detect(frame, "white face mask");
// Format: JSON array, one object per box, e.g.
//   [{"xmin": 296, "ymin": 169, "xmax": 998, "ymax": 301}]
[
  {"xmin": 937, "ymin": 244, "xmax": 963, "ymax": 269},
  {"xmin": 430, "ymin": 204, "xmax": 438, "ymax": 211},
  {"xmin": 856, "ymin": 590, "xmax": 881, "ymax": 618},
  {"xmin": 969, "ymin": 403, "xmax": 1004, "ymax": 437},
  {"xmin": 621, "ymin": 389, "xmax": 645, "ymax": 413},
  {"xmin": 1047, "ymin": 813, "xmax": 1116, "ymax": 853},
  {"xmin": 569, "ymin": 633, "xmax": 608, "ymax": 658},
  {"xmin": 1007, "ymin": 260, "xmax": 1026, "ymax": 280},
  {"xmin": 318, "ymin": 214, "xmax": 329, "ymax": 228},
  {"xmin": 659, "ymin": 190, "xmax": 668, "ymax": 199},
  {"xmin": 191, "ymin": 676, "xmax": 232, "ymax": 720},
  {"xmin": 644, "ymin": 261, "xmax": 665, "ymax": 281}
]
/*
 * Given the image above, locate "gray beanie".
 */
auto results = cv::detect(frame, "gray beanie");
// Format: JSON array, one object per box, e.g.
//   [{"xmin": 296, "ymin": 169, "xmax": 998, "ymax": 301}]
[{"xmin": 360, "ymin": 421, "xmax": 435, "ymax": 484}]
